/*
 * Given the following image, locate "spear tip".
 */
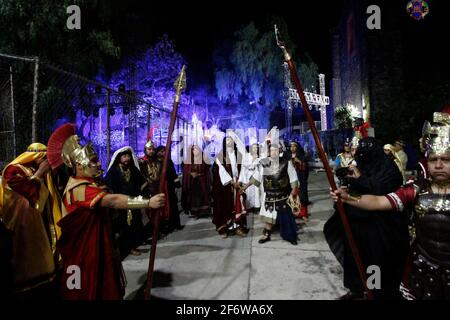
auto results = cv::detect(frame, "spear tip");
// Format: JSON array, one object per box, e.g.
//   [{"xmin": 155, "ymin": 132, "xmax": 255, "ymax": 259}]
[{"xmin": 174, "ymin": 65, "xmax": 187, "ymax": 92}]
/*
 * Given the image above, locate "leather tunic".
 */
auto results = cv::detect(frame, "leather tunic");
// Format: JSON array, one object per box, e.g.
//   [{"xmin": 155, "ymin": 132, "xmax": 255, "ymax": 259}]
[
  {"xmin": 262, "ymin": 157, "xmax": 291, "ymax": 201},
  {"xmin": 409, "ymin": 180, "xmax": 450, "ymax": 299}
]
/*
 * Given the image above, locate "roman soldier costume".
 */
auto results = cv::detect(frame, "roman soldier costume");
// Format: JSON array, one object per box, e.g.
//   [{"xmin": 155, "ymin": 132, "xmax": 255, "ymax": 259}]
[
  {"xmin": 385, "ymin": 112, "xmax": 450, "ymax": 299},
  {"xmin": 253, "ymin": 146, "xmax": 299, "ymax": 244},
  {"xmin": 139, "ymin": 140, "xmax": 162, "ymax": 198},
  {"xmin": 47, "ymin": 123, "xmax": 155, "ymax": 300}
]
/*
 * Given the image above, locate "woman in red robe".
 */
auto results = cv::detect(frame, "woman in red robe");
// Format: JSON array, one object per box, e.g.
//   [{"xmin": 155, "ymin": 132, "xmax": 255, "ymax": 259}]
[
  {"xmin": 181, "ymin": 145, "xmax": 211, "ymax": 218},
  {"xmin": 212, "ymin": 137, "xmax": 247, "ymax": 238}
]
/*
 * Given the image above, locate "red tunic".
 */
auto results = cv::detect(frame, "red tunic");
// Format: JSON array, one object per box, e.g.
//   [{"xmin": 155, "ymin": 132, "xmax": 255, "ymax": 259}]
[
  {"xmin": 181, "ymin": 163, "xmax": 211, "ymax": 215},
  {"xmin": 385, "ymin": 184, "xmax": 417, "ymax": 212},
  {"xmin": 212, "ymin": 163, "xmax": 235, "ymax": 231},
  {"xmin": 212, "ymin": 162, "xmax": 246, "ymax": 232},
  {"xmin": 57, "ymin": 177, "xmax": 124, "ymax": 300}
]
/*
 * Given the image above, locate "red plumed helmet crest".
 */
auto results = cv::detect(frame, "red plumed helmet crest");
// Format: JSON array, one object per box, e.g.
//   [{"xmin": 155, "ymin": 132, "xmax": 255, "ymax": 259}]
[{"xmin": 47, "ymin": 123, "xmax": 76, "ymax": 170}]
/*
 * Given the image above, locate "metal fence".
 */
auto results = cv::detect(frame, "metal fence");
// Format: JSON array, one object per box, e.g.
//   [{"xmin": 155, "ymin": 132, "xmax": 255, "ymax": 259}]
[
  {"xmin": 0, "ymin": 52, "xmax": 189, "ymax": 172},
  {"xmin": 0, "ymin": 67, "xmax": 15, "ymax": 170},
  {"xmin": 0, "ymin": 55, "xmax": 36, "ymax": 170}
]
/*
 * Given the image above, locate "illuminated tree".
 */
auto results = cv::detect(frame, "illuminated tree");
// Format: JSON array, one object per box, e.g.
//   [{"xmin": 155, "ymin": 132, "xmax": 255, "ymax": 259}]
[
  {"xmin": 107, "ymin": 34, "xmax": 186, "ymax": 107},
  {"xmin": 213, "ymin": 19, "xmax": 318, "ymax": 129}
]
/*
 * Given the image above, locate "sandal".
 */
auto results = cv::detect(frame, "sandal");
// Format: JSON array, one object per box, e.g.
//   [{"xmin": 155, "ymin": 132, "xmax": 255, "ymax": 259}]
[
  {"xmin": 235, "ymin": 227, "xmax": 247, "ymax": 237},
  {"xmin": 217, "ymin": 224, "xmax": 229, "ymax": 238},
  {"xmin": 130, "ymin": 249, "xmax": 142, "ymax": 256},
  {"xmin": 258, "ymin": 228, "xmax": 271, "ymax": 244}
]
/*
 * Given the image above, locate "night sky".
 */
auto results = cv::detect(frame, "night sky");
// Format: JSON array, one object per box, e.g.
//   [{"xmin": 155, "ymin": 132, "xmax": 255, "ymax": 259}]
[
  {"xmin": 104, "ymin": 0, "xmax": 448, "ymax": 100},
  {"xmin": 107, "ymin": 0, "xmax": 347, "ymax": 86}
]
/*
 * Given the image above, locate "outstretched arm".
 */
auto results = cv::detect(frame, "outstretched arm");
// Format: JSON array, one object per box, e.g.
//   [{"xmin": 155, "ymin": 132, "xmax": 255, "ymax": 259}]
[
  {"xmin": 330, "ymin": 187, "xmax": 393, "ymax": 211},
  {"xmin": 100, "ymin": 193, "xmax": 166, "ymax": 210}
]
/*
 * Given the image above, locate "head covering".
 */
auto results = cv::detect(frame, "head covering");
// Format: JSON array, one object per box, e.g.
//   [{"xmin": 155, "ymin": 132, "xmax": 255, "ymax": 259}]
[
  {"xmin": 47, "ymin": 123, "xmax": 104, "ymax": 180},
  {"xmin": 394, "ymin": 140, "xmax": 405, "ymax": 148},
  {"xmin": 422, "ymin": 112, "xmax": 450, "ymax": 156},
  {"xmin": 383, "ymin": 144, "xmax": 394, "ymax": 152},
  {"xmin": 1, "ymin": 143, "xmax": 47, "ymax": 213},
  {"xmin": 184, "ymin": 144, "xmax": 203, "ymax": 164},
  {"xmin": 355, "ymin": 137, "xmax": 384, "ymax": 168},
  {"xmin": 47, "ymin": 123, "xmax": 99, "ymax": 172},
  {"xmin": 155, "ymin": 146, "xmax": 167, "ymax": 162},
  {"xmin": 10, "ymin": 143, "xmax": 47, "ymax": 166},
  {"xmin": 383, "ymin": 144, "xmax": 403, "ymax": 166},
  {"xmin": 351, "ymin": 136, "xmax": 360, "ymax": 149},
  {"xmin": 344, "ymin": 138, "xmax": 351, "ymax": 147},
  {"xmin": 155, "ymin": 145, "xmax": 165, "ymax": 153},
  {"xmin": 107, "ymin": 146, "xmax": 140, "ymax": 173},
  {"xmin": 289, "ymin": 140, "xmax": 305, "ymax": 158},
  {"xmin": 144, "ymin": 140, "xmax": 155, "ymax": 149}
]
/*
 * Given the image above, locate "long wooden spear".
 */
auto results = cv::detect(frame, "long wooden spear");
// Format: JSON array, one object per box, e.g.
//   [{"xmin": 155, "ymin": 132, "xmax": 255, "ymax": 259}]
[
  {"xmin": 274, "ymin": 25, "xmax": 373, "ymax": 300},
  {"xmin": 144, "ymin": 65, "xmax": 186, "ymax": 299}
]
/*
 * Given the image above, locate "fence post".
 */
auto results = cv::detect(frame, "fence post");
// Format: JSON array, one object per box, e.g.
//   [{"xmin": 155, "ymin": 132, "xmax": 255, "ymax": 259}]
[
  {"xmin": 32, "ymin": 56, "xmax": 39, "ymax": 142},
  {"xmin": 9, "ymin": 66, "xmax": 16, "ymax": 158},
  {"xmin": 106, "ymin": 89, "xmax": 111, "ymax": 162}
]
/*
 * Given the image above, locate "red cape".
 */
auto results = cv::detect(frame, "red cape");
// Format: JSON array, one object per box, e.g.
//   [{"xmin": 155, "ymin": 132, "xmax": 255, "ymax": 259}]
[{"xmin": 57, "ymin": 181, "xmax": 123, "ymax": 300}]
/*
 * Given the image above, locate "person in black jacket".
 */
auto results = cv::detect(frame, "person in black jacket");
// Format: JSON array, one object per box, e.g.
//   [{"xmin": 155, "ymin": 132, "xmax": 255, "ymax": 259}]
[{"xmin": 324, "ymin": 137, "xmax": 410, "ymax": 300}]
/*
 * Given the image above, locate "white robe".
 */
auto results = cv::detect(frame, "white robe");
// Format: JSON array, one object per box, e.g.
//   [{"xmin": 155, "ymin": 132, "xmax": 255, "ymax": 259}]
[
  {"xmin": 239, "ymin": 155, "xmax": 262, "ymax": 209},
  {"xmin": 216, "ymin": 150, "xmax": 239, "ymax": 186}
]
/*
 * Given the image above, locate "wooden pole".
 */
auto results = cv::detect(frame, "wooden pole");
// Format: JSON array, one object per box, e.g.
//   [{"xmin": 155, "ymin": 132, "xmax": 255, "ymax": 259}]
[
  {"xmin": 275, "ymin": 26, "xmax": 373, "ymax": 300},
  {"xmin": 145, "ymin": 66, "xmax": 186, "ymax": 299}
]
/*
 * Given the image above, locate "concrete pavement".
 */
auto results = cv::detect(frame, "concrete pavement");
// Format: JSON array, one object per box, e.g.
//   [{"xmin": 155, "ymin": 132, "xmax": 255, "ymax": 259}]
[{"xmin": 122, "ymin": 171, "xmax": 346, "ymax": 300}]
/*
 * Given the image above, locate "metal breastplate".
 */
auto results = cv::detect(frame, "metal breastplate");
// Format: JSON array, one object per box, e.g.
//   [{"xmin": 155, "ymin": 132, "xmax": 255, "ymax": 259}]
[
  {"xmin": 414, "ymin": 191, "xmax": 450, "ymax": 265},
  {"xmin": 145, "ymin": 161, "xmax": 161, "ymax": 182},
  {"xmin": 262, "ymin": 157, "xmax": 290, "ymax": 201}
]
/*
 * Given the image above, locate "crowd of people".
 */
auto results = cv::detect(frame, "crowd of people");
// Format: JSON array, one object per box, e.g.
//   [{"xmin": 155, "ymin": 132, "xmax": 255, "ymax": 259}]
[
  {"xmin": 329, "ymin": 110, "xmax": 450, "ymax": 300},
  {"xmin": 1, "ymin": 107, "xmax": 450, "ymax": 301},
  {"xmin": 0, "ymin": 122, "xmax": 311, "ymax": 300}
]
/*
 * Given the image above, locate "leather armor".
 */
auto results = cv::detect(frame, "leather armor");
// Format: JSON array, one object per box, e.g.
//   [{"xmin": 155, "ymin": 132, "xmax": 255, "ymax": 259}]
[
  {"xmin": 410, "ymin": 180, "xmax": 450, "ymax": 299},
  {"xmin": 262, "ymin": 157, "xmax": 291, "ymax": 202}
]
